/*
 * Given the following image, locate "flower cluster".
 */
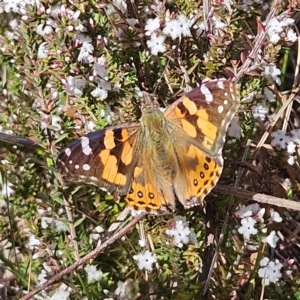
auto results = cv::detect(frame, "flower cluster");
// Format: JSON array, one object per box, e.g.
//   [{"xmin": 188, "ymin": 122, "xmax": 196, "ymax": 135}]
[
  {"xmin": 265, "ymin": 16, "xmax": 297, "ymax": 44},
  {"xmin": 236, "ymin": 204, "xmax": 287, "ymax": 285},
  {"xmin": 84, "ymin": 264, "xmax": 103, "ymax": 283},
  {"xmin": 236, "ymin": 204, "xmax": 282, "ymax": 244},
  {"xmin": 271, "ymin": 129, "xmax": 300, "ymax": 165},
  {"xmin": 250, "ymin": 64, "xmax": 282, "ymax": 121},
  {"xmin": 165, "ymin": 216, "xmax": 198, "ymax": 248}
]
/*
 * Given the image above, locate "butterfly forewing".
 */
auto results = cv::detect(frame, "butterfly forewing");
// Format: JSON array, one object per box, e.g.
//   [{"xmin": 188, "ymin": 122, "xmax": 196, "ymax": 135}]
[
  {"xmin": 164, "ymin": 79, "xmax": 239, "ymax": 156},
  {"xmin": 57, "ymin": 122, "xmax": 141, "ymax": 195}
]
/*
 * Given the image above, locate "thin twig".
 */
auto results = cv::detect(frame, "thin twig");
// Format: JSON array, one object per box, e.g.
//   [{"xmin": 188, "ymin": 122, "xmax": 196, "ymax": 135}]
[
  {"xmin": 215, "ymin": 185, "xmax": 300, "ymax": 211},
  {"xmin": 233, "ymin": 0, "xmax": 281, "ymax": 83}
]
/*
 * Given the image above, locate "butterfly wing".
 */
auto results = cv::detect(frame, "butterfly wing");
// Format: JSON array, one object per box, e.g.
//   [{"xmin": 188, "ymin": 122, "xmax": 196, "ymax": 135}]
[
  {"xmin": 164, "ymin": 79, "xmax": 240, "ymax": 208},
  {"xmin": 125, "ymin": 161, "xmax": 176, "ymax": 214},
  {"xmin": 56, "ymin": 122, "xmax": 141, "ymax": 195}
]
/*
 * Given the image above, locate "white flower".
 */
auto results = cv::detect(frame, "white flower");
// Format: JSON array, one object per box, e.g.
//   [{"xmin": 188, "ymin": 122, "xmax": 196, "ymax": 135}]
[
  {"xmin": 38, "ymin": 269, "xmax": 48, "ymax": 284},
  {"xmin": 258, "ymin": 257, "xmax": 282, "ymax": 285},
  {"xmin": 237, "ymin": 0, "xmax": 254, "ymax": 11},
  {"xmin": 286, "ymin": 141, "xmax": 296, "ymax": 154},
  {"xmin": 263, "ymin": 230, "xmax": 279, "ymax": 248},
  {"xmin": 252, "ymin": 101, "xmax": 268, "ymax": 121},
  {"xmin": 75, "ymin": 33, "xmax": 92, "ymax": 44},
  {"xmin": 100, "ymin": 104, "xmax": 117, "ymax": 124},
  {"xmin": 163, "ymin": 14, "xmax": 191, "ymax": 40},
  {"xmin": 264, "ymin": 64, "xmax": 281, "ymax": 85},
  {"xmin": 37, "ymin": 42, "xmax": 49, "ymax": 59},
  {"xmin": 222, "ymin": 0, "xmax": 233, "ymax": 12},
  {"xmin": 1, "ymin": 181, "xmax": 14, "ymax": 198},
  {"xmin": 194, "ymin": 21, "xmax": 206, "ymax": 37},
  {"xmin": 133, "ymin": 250, "xmax": 157, "ymax": 272},
  {"xmin": 87, "ymin": 121, "xmax": 96, "ymax": 132},
  {"xmin": 286, "ymin": 29, "xmax": 297, "ymax": 43},
  {"xmin": 28, "ymin": 235, "xmax": 41, "ymax": 249},
  {"xmin": 177, "ymin": 15, "xmax": 192, "ymax": 37},
  {"xmin": 94, "ymin": 57, "xmax": 108, "ymax": 79},
  {"xmin": 212, "ymin": 15, "xmax": 226, "ymax": 30},
  {"xmin": 91, "ymin": 87, "xmax": 108, "ymax": 100},
  {"xmin": 41, "ymin": 217, "xmax": 54, "ymax": 229},
  {"xmin": 0, "ymin": 0, "xmax": 36, "ymax": 14},
  {"xmin": 55, "ymin": 220, "xmax": 67, "ymax": 232},
  {"xmin": 238, "ymin": 217, "xmax": 258, "ymax": 239},
  {"xmin": 138, "ymin": 239, "xmax": 146, "ymax": 247},
  {"xmin": 264, "ymin": 87, "xmax": 276, "ymax": 102},
  {"xmin": 115, "ymin": 279, "xmax": 138, "ymax": 298},
  {"xmin": 78, "ymin": 42, "xmax": 94, "ymax": 63},
  {"xmin": 65, "ymin": 76, "xmax": 86, "ymax": 96},
  {"xmin": 9, "ymin": 18, "xmax": 19, "ymax": 29},
  {"xmin": 115, "ymin": 281, "xmax": 126, "ymax": 297},
  {"xmin": 89, "ymin": 225, "xmax": 105, "ymax": 241},
  {"xmin": 270, "ymin": 209, "xmax": 283, "ymax": 223},
  {"xmin": 147, "ymin": 34, "xmax": 166, "ymax": 55},
  {"xmin": 163, "ymin": 19, "xmax": 181, "ymax": 40},
  {"xmin": 166, "ymin": 218, "xmax": 192, "ymax": 248},
  {"xmin": 227, "ymin": 117, "xmax": 241, "ymax": 138},
  {"xmin": 36, "ymin": 19, "xmax": 56, "ymax": 36},
  {"xmin": 51, "ymin": 283, "xmax": 72, "ymax": 300},
  {"xmin": 287, "ymin": 155, "xmax": 295, "ymax": 165},
  {"xmin": 236, "ymin": 203, "xmax": 261, "ymax": 218},
  {"xmin": 106, "ymin": 0, "xmax": 126, "ymax": 15},
  {"xmin": 145, "ymin": 18, "xmax": 160, "ymax": 36},
  {"xmin": 51, "ymin": 115, "xmax": 62, "ymax": 132},
  {"xmin": 271, "ymin": 130, "xmax": 289, "ymax": 149},
  {"xmin": 95, "ymin": 77, "xmax": 111, "ymax": 91},
  {"xmin": 85, "ymin": 265, "xmax": 103, "ymax": 283}
]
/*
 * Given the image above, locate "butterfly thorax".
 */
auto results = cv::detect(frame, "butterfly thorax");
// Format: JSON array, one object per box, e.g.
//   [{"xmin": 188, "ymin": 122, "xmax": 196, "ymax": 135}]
[
  {"xmin": 141, "ymin": 108, "xmax": 167, "ymax": 143},
  {"xmin": 140, "ymin": 108, "xmax": 177, "ymax": 179}
]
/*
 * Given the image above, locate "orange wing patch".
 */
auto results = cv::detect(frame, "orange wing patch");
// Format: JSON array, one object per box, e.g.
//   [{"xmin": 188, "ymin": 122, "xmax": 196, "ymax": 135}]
[
  {"xmin": 126, "ymin": 166, "xmax": 176, "ymax": 214},
  {"xmin": 174, "ymin": 144, "xmax": 223, "ymax": 208},
  {"xmin": 195, "ymin": 109, "xmax": 218, "ymax": 150}
]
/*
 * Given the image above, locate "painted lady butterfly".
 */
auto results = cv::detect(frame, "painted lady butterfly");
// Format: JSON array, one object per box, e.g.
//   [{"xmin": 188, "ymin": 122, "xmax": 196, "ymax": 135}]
[{"xmin": 57, "ymin": 79, "xmax": 239, "ymax": 214}]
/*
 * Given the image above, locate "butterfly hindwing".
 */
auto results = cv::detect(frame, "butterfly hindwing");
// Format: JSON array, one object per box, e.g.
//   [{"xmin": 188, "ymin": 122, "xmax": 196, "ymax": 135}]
[
  {"xmin": 173, "ymin": 143, "xmax": 223, "ymax": 208},
  {"xmin": 125, "ymin": 163, "xmax": 176, "ymax": 214}
]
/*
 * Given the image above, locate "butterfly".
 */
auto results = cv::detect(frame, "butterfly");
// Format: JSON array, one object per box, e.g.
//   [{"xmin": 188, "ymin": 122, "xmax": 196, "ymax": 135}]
[{"xmin": 56, "ymin": 79, "xmax": 240, "ymax": 214}]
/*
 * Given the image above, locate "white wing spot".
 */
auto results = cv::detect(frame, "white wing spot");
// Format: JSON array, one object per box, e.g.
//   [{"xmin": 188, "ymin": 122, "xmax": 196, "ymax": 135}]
[
  {"xmin": 201, "ymin": 85, "xmax": 213, "ymax": 102},
  {"xmin": 69, "ymin": 160, "xmax": 72, "ymax": 164},
  {"xmin": 83, "ymin": 164, "xmax": 90, "ymax": 171},
  {"xmin": 81, "ymin": 137, "xmax": 93, "ymax": 156},
  {"xmin": 224, "ymin": 99, "xmax": 228, "ymax": 105},
  {"xmin": 65, "ymin": 148, "xmax": 71, "ymax": 156},
  {"xmin": 218, "ymin": 105, "xmax": 224, "ymax": 114},
  {"xmin": 75, "ymin": 165, "xmax": 79, "ymax": 169},
  {"xmin": 217, "ymin": 80, "xmax": 225, "ymax": 89},
  {"xmin": 224, "ymin": 92, "xmax": 228, "ymax": 96}
]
